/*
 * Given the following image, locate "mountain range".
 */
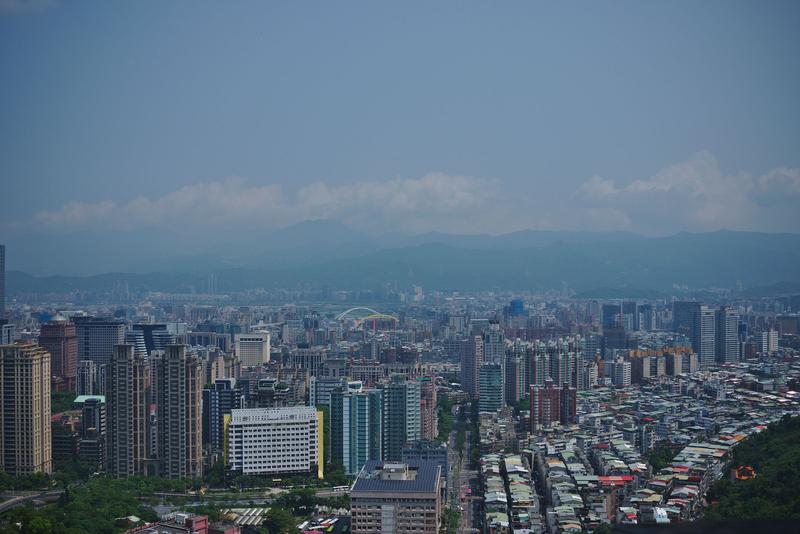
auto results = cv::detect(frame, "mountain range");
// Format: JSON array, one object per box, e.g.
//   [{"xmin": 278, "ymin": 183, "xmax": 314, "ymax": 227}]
[{"xmin": 5, "ymin": 223, "xmax": 800, "ymax": 296}]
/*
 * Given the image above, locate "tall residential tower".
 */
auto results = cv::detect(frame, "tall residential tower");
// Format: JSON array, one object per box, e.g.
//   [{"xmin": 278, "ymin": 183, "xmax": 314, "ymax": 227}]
[
  {"xmin": 0, "ymin": 343, "xmax": 52, "ymax": 475},
  {"xmin": 152, "ymin": 345, "xmax": 203, "ymax": 479},
  {"xmin": 106, "ymin": 344, "xmax": 149, "ymax": 477}
]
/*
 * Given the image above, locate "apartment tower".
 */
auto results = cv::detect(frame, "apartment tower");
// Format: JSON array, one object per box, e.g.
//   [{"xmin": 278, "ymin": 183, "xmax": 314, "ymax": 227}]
[
  {"xmin": 152, "ymin": 345, "xmax": 203, "ymax": 479},
  {"xmin": 0, "ymin": 343, "xmax": 52, "ymax": 475},
  {"xmin": 106, "ymin": 344, "xmax": 148, "ymax": 477},
  {"xmin": 38, "ymin": 318, "xmax": 78, "ymax": 390}
]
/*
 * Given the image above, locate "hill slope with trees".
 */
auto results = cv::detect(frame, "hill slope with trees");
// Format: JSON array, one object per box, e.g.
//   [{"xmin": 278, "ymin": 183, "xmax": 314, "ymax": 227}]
[{"xmin": 706, "ymin": 415, "xmax": 800, "ymax": 521}]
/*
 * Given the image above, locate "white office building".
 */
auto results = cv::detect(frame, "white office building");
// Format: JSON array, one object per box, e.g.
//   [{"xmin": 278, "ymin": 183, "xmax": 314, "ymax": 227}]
[
  {"xmin": 612, "ymin": 359, "xmax": 632, "ymax": 388},
  {"xmin": 760, "ymin": 330, "xmax": 779, "ymax": 354},
  {"xmin": 235, "ymin": 332, "xmax": 270, "ymax": 367},
  {"xmin": 227, "ymin": 406, "xmax": 322, "ymax": 478}
]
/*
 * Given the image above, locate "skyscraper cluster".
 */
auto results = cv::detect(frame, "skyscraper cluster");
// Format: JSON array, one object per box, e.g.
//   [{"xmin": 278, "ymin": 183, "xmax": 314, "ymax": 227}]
[{"xmin": 673, "ymin": 301, "xmax": 741, "ymax": 367}]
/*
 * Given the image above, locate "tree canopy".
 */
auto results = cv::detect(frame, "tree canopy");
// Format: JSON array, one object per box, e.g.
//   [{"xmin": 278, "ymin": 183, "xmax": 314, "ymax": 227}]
[{"xmin": 706, "ymin": 415, "xmax": 800, "ymax": 521}]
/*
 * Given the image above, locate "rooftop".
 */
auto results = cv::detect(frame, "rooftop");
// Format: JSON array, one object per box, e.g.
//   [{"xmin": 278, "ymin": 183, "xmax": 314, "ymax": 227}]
[{"xmin": 352, "ymin": 460, "xmax": 440, "ymax": 494}]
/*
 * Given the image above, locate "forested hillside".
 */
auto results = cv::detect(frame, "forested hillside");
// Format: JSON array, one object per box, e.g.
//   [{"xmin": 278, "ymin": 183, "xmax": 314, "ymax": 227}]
[{"xmin": 706, "ymin": 415, "xmax": 800, "ymax": 520}]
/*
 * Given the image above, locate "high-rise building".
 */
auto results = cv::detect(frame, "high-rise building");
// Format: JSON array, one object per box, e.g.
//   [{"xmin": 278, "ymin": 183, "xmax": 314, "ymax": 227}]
[
  {"xmin": 559, "ymin": 384, "xmax": 577, "ymax": 425},
  {"xmin": 78, "ymin": 396, "xmax": 106, "ymax": 469},
  {"xmin": 77, "ymin": 360, "xmax": 98, "ymax": 396},
  {"xmin": 505, "ymin": 346, "xmax": 525, "ymax": 404},
  {"xmin": 132, "ymin": 324, "xmax": 168, "ymax": 355},
  {"xmin": 418, "ymin": 376, "xmax": 437, "ymax": 441},
  {"xmin": 151, "ymin": 330, "xmax": 176, "ymax": 354},
  {"xmin": 550, "ymin": 347, "xmax": 578, "ymax": 389},
  {"xmin": 235, "ymin": 332, "xmax": 270, "ymax": 367},
  {"xmin": 51, "ymin": 414, "xmax": 80, "ymax": 466},
  {"xmin": 0, "ymin": 321, "xmax": 13, "ymax": 345},
  {"xmin": 0, "ymin": 343, "xmax": 52, "ymax": 475},
  {"xmin": 665, "ymin": 349, "xmax": 699, "ymax": 375},
  {"xmin": 351, "ymin": 461, "xmax": 442, "ymax": 534},
  {"xmin": 152, "ymin": 345, "xmax": 203, "ymax": 479},
  {"xmin": 308, "ymin": 376, "xmax": 362, "ymax": 406},
  {"xmin": 690, "ymin": 304, "xmax": 716, "ymax": 368},
  {"xmin": 460, "ymin": 335, "xmax": 483, "ymax": 399},
  {"xmin": 330, "ymin": 388, "xmax": 382, "ymax": 475},
  {"xmin": 106, "ymin": 344, "xmax": 149, "ymax": 477},
  {"xmin": 509, "ymin": 299, "xmax": 525, "ymax": 316},
  {"xmin": 631, "ymin": 355, "xmax": 666, "ymax": 383},
  {"xmin": 202, "ymin": 378, "xmax": 243, "ymax": 454},
  {"xmin": 602, "ymin": 303, "xmax": 622, "ymax": 330},
  {"xmin": 124, "ymin": 330, "xmax": 147, "ymax": 358},
  {"xmin": 715, "ymin": 306, "xmax": 740, "ymax": 364},
  {"xmin": 382, "ymin": 375, "xmax": 421, "ymax": 462},
  {"xmin": 483, "ymin": 321, "xmax": 505, "ymax": 364},
  {"xmin": 639, "ymin": 304, "xmax": 656, "ymax": 331},
  {"xmin": 603, "ymin": 325, "xmax": 629, "ymax": 352},
  {"xmin": 760, "ymin": 330, "xmax": 779, "ymax": 354},
  {"xmin": 529, "ymin": 344, "xmax": 549, "ymax": 387},
  {"xmin": 74, "ymin": 317, "xmax": 125, "ymax": 366},
  {"xmin": 612, "ymin": 359, "xmax": 632, "ymax": 387},
  {"xmin": 622, "ymin": 301, "xmax": 639, "ymax": 331},
  {"xmin": 0, "ymin": 244, "xmax": 5, "ymax": 318},
  {"xmin": 530, "ymin": 379, "xmax": 575, "ymax": 431},
  {"xmin": 227, "ymin": 406, "xmax": 323, "ymax": 478},
  {"xmin": 673, "ymin": 301, "xmax": 699, "ymax": 335},
  {"xmin": 39, "ymin": 319, "xmax": 78, "ymax": 389},
  {"xmin": 478, "ymin": 363, "xmax": 503, "ymax": 413}
]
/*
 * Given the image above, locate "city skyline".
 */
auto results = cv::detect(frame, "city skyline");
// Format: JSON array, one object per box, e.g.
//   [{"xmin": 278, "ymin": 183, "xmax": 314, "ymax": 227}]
[{"xmin": 1, "ymin": 2, "xmax": 799, "ymax": 531}]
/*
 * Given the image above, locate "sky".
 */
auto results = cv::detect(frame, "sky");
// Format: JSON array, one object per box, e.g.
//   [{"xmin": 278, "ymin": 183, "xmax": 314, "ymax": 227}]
[{"xmin": 1, "ymin": 0, "xmax": 799, "ymax": 272}]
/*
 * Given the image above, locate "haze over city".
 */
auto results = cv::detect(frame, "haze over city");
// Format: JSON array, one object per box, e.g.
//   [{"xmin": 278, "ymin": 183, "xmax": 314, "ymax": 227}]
[
  {"xmin": 1, "ymin": 1, "xmax": 799, "ymax": 275},
  {"xmin": 1, "ymin": 2, "xmax": 800, "ymax": 534}
]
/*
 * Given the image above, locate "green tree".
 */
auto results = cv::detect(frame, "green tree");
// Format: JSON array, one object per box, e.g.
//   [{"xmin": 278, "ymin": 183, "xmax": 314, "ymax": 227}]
[
  {"xmin": 25, "ymin": 517, "xmax": 53, "ymax": 534},
  {"xmin": 204, "ymin": 458, "xmax": 226, "ymax": 487},
  {"xmin": 437, "ymin": 395, "xmax": 454, "ymax": 443},
  {"xmin": 50, "ymin": 391, "xmax": 77, "ymax": 414},
  {"xmin": 261, "ymin": 507, "xmax": 296, "ymax": 534},
  {"xmin": 648, "ymin": 445, "xmax": 678, "ymax": 472},
  {"xmin": 705, "ymin": 415, "xmax": 800, "ymax": 521},
  {"xmin": 323, "ymin": 462, "xmax": 350, "ymax": 487},
  {"xmin": 273, "ymin": 488, "xmax": 317, "ymax": 516}
]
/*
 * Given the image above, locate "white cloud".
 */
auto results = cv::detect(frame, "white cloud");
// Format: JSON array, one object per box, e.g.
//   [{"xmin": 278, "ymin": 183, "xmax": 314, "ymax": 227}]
[
  {"xmin": 573, "ymin": 151, "xmax": 800, "ymax": 234},
  {"xmin": 27, "ymin": 173, "xmax": 501, "ymax": 235},
  {"xmin": 15, "ymin": 154, "xmax": 800, "ymax": 238},
  {"xmin": 754, "ymin": 167, "xmax": 800, "ymax": 205}
]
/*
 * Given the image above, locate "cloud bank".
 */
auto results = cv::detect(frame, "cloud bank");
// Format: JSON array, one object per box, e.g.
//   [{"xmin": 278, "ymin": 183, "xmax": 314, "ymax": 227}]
[
  {"xmin": 573, "ymin": 151, "xmax": 800, "ymax": 234},
  {"xmin": 9, "ymin": 152, "xmax": 800, "ymax": 238},
  {"xmin": 27, "ymin": 173, "xmax": 502, "ymax": 235}
]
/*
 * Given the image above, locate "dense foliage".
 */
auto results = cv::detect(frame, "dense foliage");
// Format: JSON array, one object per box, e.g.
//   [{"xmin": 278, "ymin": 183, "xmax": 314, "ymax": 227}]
[
  {"xmin": 0, "ymin": 472, "xmax": 50, "ymax": 492},
  {"xmin": 50, "ymin": 391, "xmax": 77, "ymax": 414},
  {"xmin": 260, "ymin": 507, "xmax": 296, "ymax": 534},
  {"xmin": 437, "ymin": 395, "xmax": 454, "ymax": 443},
  {"xmin": 0, "ymin": 476, "xmax": 207, "ymax": 534},
  {"xmin": 0, "ymin": 478, "xmax": 161, "ymax": 534},
  {"xmin": 706, "ymin": 415, "xmax": 800, "ymax": 521},
  {"xmin": 648, "ymin": 445, "xmax": 678, "ymax": 472},
  {"xmin": 468, "ymin": 401, "xmax": 480, "ymax": 467},
  {"xmin": 442, "ymin": 506, "xmax": 461, "ymax": 534}
]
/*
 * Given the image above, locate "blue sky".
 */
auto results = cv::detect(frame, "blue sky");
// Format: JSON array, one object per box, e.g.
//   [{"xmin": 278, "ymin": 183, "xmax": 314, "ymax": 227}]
[{"xmin": 1, "ymin": 0, "xmax": 799, "ymax": 259}]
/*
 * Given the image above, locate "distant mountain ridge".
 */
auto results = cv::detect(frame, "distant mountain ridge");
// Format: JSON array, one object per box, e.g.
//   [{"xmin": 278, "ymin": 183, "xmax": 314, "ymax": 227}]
[
  {"xmin": 6, "ymin": 229, "xmax": 800, "ymax": 295},
  {"xmin": 0, "ymin": 219, "xmax": 646, "ymax": 275}
]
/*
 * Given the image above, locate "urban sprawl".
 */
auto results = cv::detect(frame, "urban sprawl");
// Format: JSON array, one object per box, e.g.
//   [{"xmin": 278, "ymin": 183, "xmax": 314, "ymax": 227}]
[{"xmin": 0, "ymin": 245, "xmax": 799, "ymax": 533}]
